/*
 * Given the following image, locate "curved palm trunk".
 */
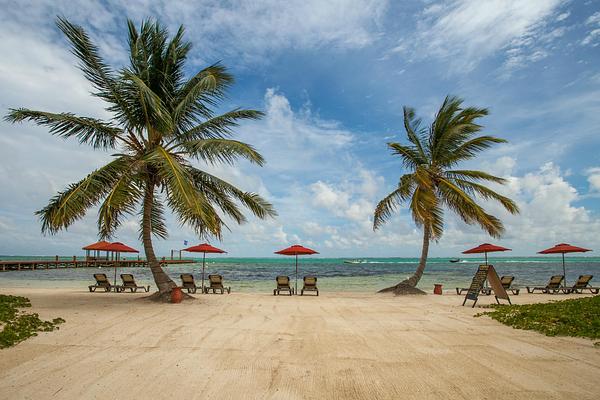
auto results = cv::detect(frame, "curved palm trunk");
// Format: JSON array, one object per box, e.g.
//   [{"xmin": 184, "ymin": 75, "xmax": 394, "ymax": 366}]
[
  {"xmin": 142, "ymin": 183, "xmax": 177, "ymax": 297},
  {"xmin": 378, "ymin": 225, "xmax": 430, "ymax": 295}
]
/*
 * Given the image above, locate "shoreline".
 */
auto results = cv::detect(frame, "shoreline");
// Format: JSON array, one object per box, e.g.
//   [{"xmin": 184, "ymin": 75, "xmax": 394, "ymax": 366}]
[{"xmin": 1, "ymin": 287, "xmax": 598, "ymax": 399}]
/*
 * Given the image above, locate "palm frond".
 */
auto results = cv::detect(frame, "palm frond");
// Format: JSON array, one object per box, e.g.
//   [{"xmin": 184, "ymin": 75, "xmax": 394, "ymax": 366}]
[
  {"xmin": 187, "ymin": 167, "xmax": 277, "ymax": 219},
  {"xmin": 403, "ymin": 106, "xmax": 428, "ymax": 159},
  {"xmin": 5, "ymin": 109, "xmax": 123, "ymax": 149},
  {"xmin": 97, "ymin": 171, "xmax": 143, "ymax": 239},
  {"xmin": 36, "ymin": 157, "xmax": 132, "ymax": 234},
  {"xmin": 439, "ymin": 135, "xmax": 506, "ymax": 166},
  {"xmin": 179, "ymin": 138, "xmax": 265, "ymax": 166},
  {"xmin": 452, "ymin": 179, "xmax": 520, "ymax": 215},
  {"xmin": 444, "ymin": 169, "xmax": 507, "ymax": 184},
  {"xmin": 122, "ymin": 71, "xmax": 173, "ymax": 135},
  {"xmin": 388, "ymin": 142, "xmax": 424, "ymax": 169},
  {"xmin": 430, "ymin": 96, "xmax": 490, "ymax": 163},
  {"xmin": 161, "ymin": 25, "xmax": 190, "ymax": 95},
  {"xmin": 147, "ymin": 146, "xmax": 223, "ymax": 238},
  {"xmin": 138, "ymin": 193, "xmax": 169, "ymax": 240},
  {"xmin": 409, "ymin": 187, "xmax": 444, "ymax": 239},
  {"xmin": 437, "ymin": 178, "xmax": 505, "ymax": 237},
  {"xmin": 173, "ymin": 64, "xmax": 234, "ymax": 126},
  {"xmin": 373, "ymin": 174, "xmax": 415, "ymax": 230},
  {"xmin": 56, "ymin": 17, "xmax": 135, "ymax": 123},
  {"xmin": 171, "ymin": 109, "xmax": 264, "ymax": 142}
]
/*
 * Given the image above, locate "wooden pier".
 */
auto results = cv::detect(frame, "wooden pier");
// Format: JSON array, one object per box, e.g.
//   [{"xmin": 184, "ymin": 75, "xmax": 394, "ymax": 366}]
[{"xmin": 0, "ymin": 257, "xmax": 196, "ymax": 272}]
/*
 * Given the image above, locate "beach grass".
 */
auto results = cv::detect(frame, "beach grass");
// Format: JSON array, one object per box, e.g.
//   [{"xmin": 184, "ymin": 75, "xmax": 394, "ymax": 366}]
[
  {"xmin": 477, "ymin": 296, "xmax": 600, "ymax": 345},
  {"xmin": 0, "ymin": 294, "xmax": 64, "ymax": 348}
]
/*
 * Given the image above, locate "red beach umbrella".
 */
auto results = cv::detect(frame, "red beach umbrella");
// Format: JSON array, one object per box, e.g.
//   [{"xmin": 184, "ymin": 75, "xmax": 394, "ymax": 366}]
[
  {"xmin": 82, "ymin": 240, "xmax": 112, "ymax": 262},
  {"xmin": 101, "ymin": 242, "xmax": 139, "ymax": 253},
  {"xmin": 82, "ymin": 240, "xmax": 111, "ymax": 251},
  {"xmin": 538, "ymin": 243, "xmax": 591, "ymax": 285},
  {"xmin": 100, "ymin": 242, "xmax": 139, "ymax": 286},
  {"xmin": 462, "ymin": 243, "xmax": 511, "ymax": 265},
  {"xmin": 274, "ymin": 245, "xmax": 319, "ymax": 295},
  {"xmin": 183, "ymin": 243, "xmax": 227, "ymax": 292}
]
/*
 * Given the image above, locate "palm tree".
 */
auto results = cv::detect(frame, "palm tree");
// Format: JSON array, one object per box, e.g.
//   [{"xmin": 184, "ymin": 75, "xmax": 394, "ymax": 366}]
[
  {"xmin": 373, "ymin": 96, "xmax": 519, "ymax": 295},
  {"xmin": 5, "ymin": 18, "xmax": 276, "ymax": 300}
]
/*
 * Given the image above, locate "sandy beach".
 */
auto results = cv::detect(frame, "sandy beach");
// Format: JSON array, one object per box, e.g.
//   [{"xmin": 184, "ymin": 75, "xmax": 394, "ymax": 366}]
[{"xmin": 0, "ymin": 288, "xmax": 598, "ymax": 400}]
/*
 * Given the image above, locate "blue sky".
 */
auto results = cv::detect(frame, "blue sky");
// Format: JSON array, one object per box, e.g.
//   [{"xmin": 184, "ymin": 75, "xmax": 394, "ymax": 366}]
[{"xmin": 1, "ymin": 0, "xmax": 599, "ymax": 257}]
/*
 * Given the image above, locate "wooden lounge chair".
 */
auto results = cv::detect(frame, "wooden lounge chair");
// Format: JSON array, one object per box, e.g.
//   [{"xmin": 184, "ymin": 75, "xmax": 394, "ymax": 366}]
[
  {"xmin": 561, "ymin": 275, "xmax": 599, "ymax": 294},
  {"xmin": 88, "ymin": 273, "xmax": 120, "ymax": 292},
  {"xmin": 455, "ymin": 286, "xmax": 491, "ymax": 295},
  {"xmin": 180, "ymin": 273, "xmax": 201, "ymax": 294},
  {"xmin": 526, "ymin": 275, "xmax": 564, "ymax": 294},
  {"xmin": 499, "ymin": 275, "xmax": 520, "ymax": 295},
  {"xmin": 203, "ymin": 274, "xmax": 231, "ymax": 294},
  {"xmin": 479, "ymin": 276, "xmax": 520, "ymax": 295},
  {"xmin": 301, "ymin": 276, "xmax": 319, "ymax": 296},
  {"xmin": 273, "ymin": 275, "xmax": 294, "ymax": 296},
  {"xmin": 120, "ymin": 274, "xmax": 150, "ymax": 293}
]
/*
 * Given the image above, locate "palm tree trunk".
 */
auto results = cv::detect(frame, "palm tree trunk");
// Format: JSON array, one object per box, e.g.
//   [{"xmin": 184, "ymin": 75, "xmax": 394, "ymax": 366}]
[
  {"xmin": 142, "ymin": 182, "xmax": 177, "ymax": 297},
  {"xmin": 378, "ymin": 225, "xmax": 430, "ymax": 295}
]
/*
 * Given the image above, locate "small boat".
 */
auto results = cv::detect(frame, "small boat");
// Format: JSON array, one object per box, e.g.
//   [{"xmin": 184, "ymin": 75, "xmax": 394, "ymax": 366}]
[
  {"xmin": 344, "ymin": 259, "xmax": 365, "ymax": 264},
  {"xmin": 449, "ymin": 258, "xmax": 461, "ymax": 263}
]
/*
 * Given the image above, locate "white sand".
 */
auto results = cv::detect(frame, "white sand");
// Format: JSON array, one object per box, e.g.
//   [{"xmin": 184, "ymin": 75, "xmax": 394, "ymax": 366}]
[{"xmin": 0, "ymin": 288, "xmax": 598, "ymax": 399}]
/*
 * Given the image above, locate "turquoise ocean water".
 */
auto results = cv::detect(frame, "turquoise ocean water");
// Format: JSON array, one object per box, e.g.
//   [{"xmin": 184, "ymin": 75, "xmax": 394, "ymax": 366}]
[{"xmin": 1, "ymin": 256, "xmax": 599, "ymax": 292}]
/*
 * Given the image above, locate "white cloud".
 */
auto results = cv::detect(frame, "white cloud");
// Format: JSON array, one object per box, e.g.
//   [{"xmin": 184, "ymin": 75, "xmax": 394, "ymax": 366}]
[
  {"xmin": 1, "ymin": 0, "xmax": 388, "ymax": 67},
  {"xmin": 309, "ymin": 169, "xmax": 383, "ymax": 227},
  {"xmin": 208, "ymin": 89, "xmax": 384, "ymax": 255},
  {"xmin": 241, "ymin": 88, "xmax": 354, "ymax": 176},
  {"xmin": 556, "ymin": 11, "xmax": 570, "ymax": 21},
  {"xmin": 582, "ymin": 11, "xmax": 600, "ymax": 46},
  {"xmin": 311, "ymin": 181, "xmax": 350, "ymax": 210},
  {"xmin": 442, "ymin": 161, "xmax": 600, "ymax": 252},
  {"xmin": 394, "ymin": 0, "xmax": 567, "ymax": 73},
  {"xmin": 586, "ymin": 167, "xmax": 600, "ymax": 192},
  {"xmin": 582, "ymin": 29, "xmax": 600, "ymax": 46},
  {"xmin": 586, "ymin": 11, "xmax": 600, "ymax": 25}
]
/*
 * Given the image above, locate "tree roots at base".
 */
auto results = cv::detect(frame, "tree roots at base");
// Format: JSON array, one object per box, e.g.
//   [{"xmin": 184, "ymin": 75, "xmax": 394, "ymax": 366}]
[
  {"xmin": 378, "ymin": 282, "xmax": 427, "ymax": 295},
  {"xmin": 145, "ymin": 291, "xmax": 197, "ymax": 302}
]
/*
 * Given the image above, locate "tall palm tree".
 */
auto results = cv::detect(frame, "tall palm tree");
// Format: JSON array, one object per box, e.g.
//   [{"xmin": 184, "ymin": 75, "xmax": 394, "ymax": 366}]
[
  {"xmin": 5, "ymin": 18, "xmax": 276, "ymax": 300},
  {"xmin": 373, "ymin": 96, "xmax": 519, "ymax": 295}
]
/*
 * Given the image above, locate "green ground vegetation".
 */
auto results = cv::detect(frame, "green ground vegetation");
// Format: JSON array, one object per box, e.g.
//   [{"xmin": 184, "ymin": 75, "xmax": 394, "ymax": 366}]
[
  {"xmin": 0, "ymin": 294, "xmax": 64, "ymax": 348},
  {"xmin": 477, "ymin": 296, "xmax": 600, "ymax": 345}
]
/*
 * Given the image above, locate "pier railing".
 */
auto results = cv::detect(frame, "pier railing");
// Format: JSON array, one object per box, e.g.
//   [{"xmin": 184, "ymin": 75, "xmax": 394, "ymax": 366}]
[{"xmin": 0, "ymin": 257, "xmax": 196, "ymax": 272}]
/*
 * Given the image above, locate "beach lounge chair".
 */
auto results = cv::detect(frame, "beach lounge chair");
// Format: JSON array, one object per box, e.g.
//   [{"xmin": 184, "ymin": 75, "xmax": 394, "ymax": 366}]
[
  {"xmin": 561, "ymin": 275, "xmax": 600, "ymax": 294},
  {"xmin": 180, "ymin": 273, "xmax": 201, "ymax": 294},
  {"xmin": 203, "ymin": 274, "xmax": 231, "ymax": 294},
  {"xmin": 455, "ymin": 286, "xmax": 491, "ymax": 295},
  {"xmin": 526, "ymin": 275, "xmax": 564, "ymax": 294},
  {"xmin": 499, "ymin": 275, "xmax": 520, "ymax": 295},
  {"xmin": 273, "ymin": 275, "xmax": 294, "ymax": 296},
  {"xmin": 120, "ymin": 274, "xmax": 150, "ymax": 293},
  {"xmin": 88, "ymin": 273, "xmax": 120, "ymax": 292},
  {"xmin": 479, "ymin": 276, "xmax": 520, "ymax": 295},
  {"xmin": 301, "ymin": 276, "xmax": 319, "ymax": 296}
]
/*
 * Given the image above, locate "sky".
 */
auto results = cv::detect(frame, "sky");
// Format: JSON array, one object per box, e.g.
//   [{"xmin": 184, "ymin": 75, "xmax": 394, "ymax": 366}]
[{"xmin": 0, "ymin": 0, "xmax": 599, "ymax": 257}]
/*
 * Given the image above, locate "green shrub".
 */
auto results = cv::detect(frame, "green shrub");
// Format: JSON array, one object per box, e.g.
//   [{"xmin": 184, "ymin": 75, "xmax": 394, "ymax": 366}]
[
  {"xmin": 0, "ymin": 294, "xmax": 65, "ymax": 348},
  {"xmin": 477, "ymin": 296, "xmax": 600, "ymax": 344}
]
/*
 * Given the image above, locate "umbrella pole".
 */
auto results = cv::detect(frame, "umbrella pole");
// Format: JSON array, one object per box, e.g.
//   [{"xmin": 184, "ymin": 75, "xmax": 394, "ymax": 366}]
[
  {"xmin": 295, "ymin": 254, "xmax": 298, "ymax": 295},
  {"xmin": 484, "ymin": 252, "xmax": 489, "ymax": 288},
  {"xmin": 113, "ymin": 252, "xmax": 118, "ymax": 287},
  {"xmin": 202, "ymin": 252, "xmax": 206, "ymax": 294},
  {"xmin": 562, "ymin": 253, "xmax": 566, "ymax": 286}
]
